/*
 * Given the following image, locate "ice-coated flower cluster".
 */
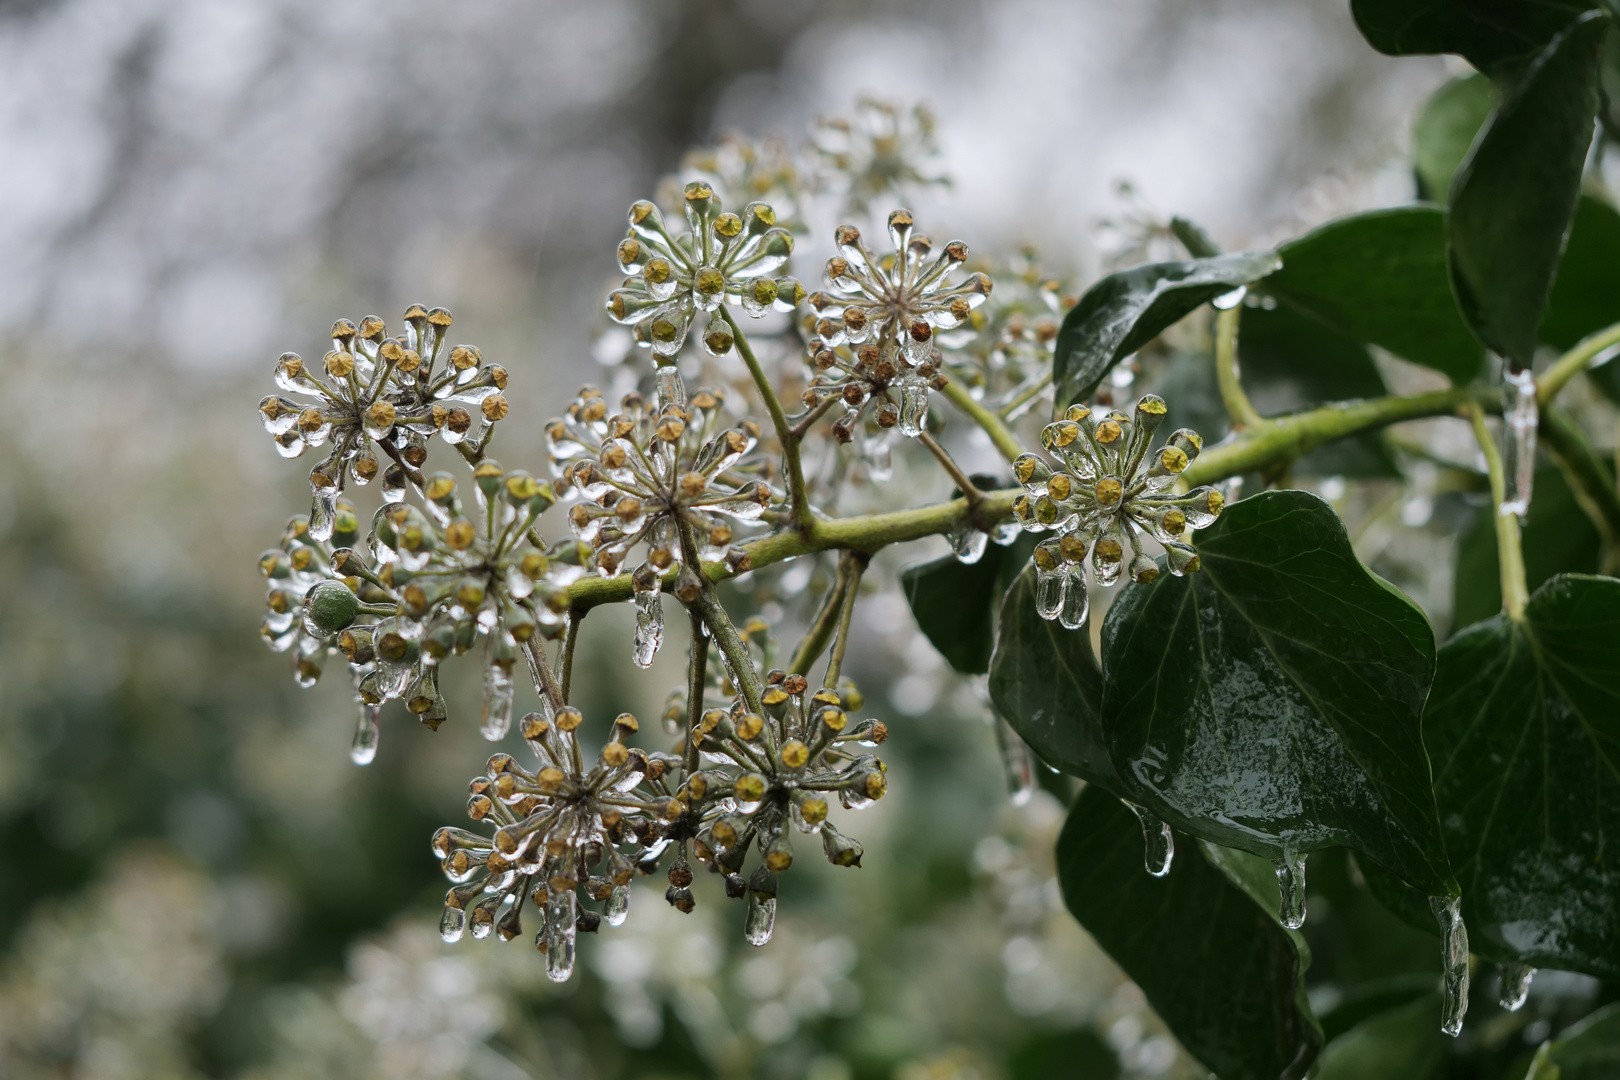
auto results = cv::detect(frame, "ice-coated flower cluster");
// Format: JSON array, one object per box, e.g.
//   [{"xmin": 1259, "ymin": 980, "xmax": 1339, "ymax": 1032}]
[
  {"xmin": 803, "ymin": 210, "xmax": 991, "ymax": 440},
  {"xmin": 258, "ymin": 456, "xmax": 582, "ymax": 762},
  {"xmin": 809, "ymin": 98, "xmax": 949, "ymax": 214},
  {"xmin": 605, "ymin": 182, "xmax": 805, "ymax": 360},
  {"xmin": 548, "ymin": 373, "xmax": 776, "ymax": 667},
  {"xmin": 948, "ymin": 250, "xmax": 1075, "ymax": 419},
  {"xmin": 1012, "ymin": 395, "xmax": 1224, "ymax": 628},
  {"xmin": 256, "ymin": 307, "xmax": 509, "ymax": 539}
]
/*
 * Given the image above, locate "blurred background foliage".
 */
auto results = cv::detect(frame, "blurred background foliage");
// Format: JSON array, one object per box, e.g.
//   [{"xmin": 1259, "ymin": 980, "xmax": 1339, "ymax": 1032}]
[{"xmin": 2, "ymin": 0, "xmax": 1612, "ymax": 1077}]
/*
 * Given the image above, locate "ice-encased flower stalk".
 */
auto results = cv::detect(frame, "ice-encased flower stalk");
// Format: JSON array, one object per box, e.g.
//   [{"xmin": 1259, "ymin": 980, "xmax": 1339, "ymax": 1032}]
[{"xmin": 1500, "ymin": 367, "xmax": 1537, "ymax": 521}]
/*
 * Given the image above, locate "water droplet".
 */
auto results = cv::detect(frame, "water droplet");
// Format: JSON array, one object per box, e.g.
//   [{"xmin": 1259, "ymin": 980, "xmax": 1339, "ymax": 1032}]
[
  {"xmin": 1212, "ymin": 285, "xmax": 1247, "ymax": 310},
  {"xmin": 546, "ymin": 889, "xmax": 578, "ymax": 982},
  {"xmin": 949, "ymin": 526, "xmax": 988, "ymax": 564},
  {"xmin": 1123, "ymin": 801, "xmax": 1174, "ymax": 877},
  {"xmin": 605, "ymin": 885, "xmax": 630, "ymax": 927},
  {"xmin": 1273, "ymin": 852, "xmax": 1306, "ymax": 929},
  {"xmin": 1500, "ymin": 367, "xmax": 1538, "ymax": 520},
  {"xmin": 440, "ymin": 905, "xmax": 466, "ymax": 943},
  {"xmin": 1430, "ymin": 894, "xmax": 1470, "ymax": 1036},
  {"xmin": 744, "ymin": 885, "xmax": 777, "ymax": 946},
  {"xmin": 898, "ymin": 383, "xmax": 930, "ymax": 438},
  {"xmin": 350, "ymin": 701, "xmax": 381, "ymax": 765},
  {"xmin": 1499, "ymin": 962, "xmax": 1534, "ymax": 1011},
  {"xmin": 991, "ymin": 713, "xmax": 1035, "ymax": 807},
  {"xmin": 632, "ymin": 584, "xmax": 664, "ymax": 668},
  {"xmin": 308, "ymin": 491, "xmax": 337, "ymax": 543}
]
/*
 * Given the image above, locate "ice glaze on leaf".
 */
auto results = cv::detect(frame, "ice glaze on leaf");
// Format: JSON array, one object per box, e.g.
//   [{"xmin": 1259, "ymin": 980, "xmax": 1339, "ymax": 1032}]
[
  {"xmin": 1264, "ymin": 207, "xmax": 1483, "ymax": 383},
  {"xmin": 1100, "ymin": 490, "xmax": 1456, "ymax": 896},
  {"xmin": 1053, "ymin": 251, "xmax": 1281, "ymax": 406},
  {"xmin": 989, "ymin": 564, "xmax": 1117, "ymax": 788},
  {"xmin": 1448, "ymin": 12, "xmax": 1605, "ymax": 368},
  {"xmin": 1426, "ymin": 574, "xmax": 1620, "ymax": 978},
  {"xmin": 1057, "ymin": 788, "xmax": 1322, "ymax": 1080}
]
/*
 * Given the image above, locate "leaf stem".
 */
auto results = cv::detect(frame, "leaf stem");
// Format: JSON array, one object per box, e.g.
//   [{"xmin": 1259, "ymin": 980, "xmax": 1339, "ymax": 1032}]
[
  {"xmin": 1536, "ymin": 320, "xmax": 1620, "ymax": 407},
  {"xmin": 788, "ymin": 558, "xmax": 850, "ymax": 676},
  {"xmin": 1468, "ymin": 401, "xmax": 1529, "ymax": 620},
  {"xmin": 1214, "ymin": 305, "xmax": 1263, "ymax": 429},
  {"xmin": 822, "ymin": 551, "xmax": 867, "ymax": 689},
  {"xmin": 918, "ymin": 430, "xmax": 984, "ymax": 508},
  {"xmin": 676, "ymin": 516, "xmax": 764, "ymax": 714},
  {"xmin": 722, "ymin": 308, "xmax": 811, "ymax": 531},
  {"xmin": 939, "ymin": 377, "xmax": 1025, "ymax": 462}
]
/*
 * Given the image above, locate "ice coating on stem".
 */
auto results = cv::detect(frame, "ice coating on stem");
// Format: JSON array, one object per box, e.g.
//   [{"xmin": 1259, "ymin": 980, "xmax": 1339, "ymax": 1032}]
[
  {"xmin": 632, "ymin": 585, "xmax": 664, "ymax": 668},
  {"xmin": 990, "ymin": 713, "xmax": 1035, "ymax": 807},
  {"xmin": 479, "ymin": 657, "xmax": 515, "ymax": 740},
  {"xmin": 1500, "ymin": 367, "xmax": 1538, "ymax": 520},
  {"xmin": 1123, "ymin": 800, "xmax": 1174, "ymax": 877},
  {"xmin": 1273, "ymin": 852, "xmax": 1306, "ymax": 929},
  {"xmin": 605, "ymin": 885, "xmax": 631, "ymax": 927},
  {"xmin": 744, "ymin": 887, "xmax": 777, "ymax": 946},
  {"xmin": 1499, "ymin": 962, "xmax": 1534, "ymax": 1011},
  {"xmin": 1430, "ymin": 894, "xmax": 1470, "ymax": 1036},
  {"xmin": 545, "ymin": 889, "xmax": 578, "ymax": 983}
]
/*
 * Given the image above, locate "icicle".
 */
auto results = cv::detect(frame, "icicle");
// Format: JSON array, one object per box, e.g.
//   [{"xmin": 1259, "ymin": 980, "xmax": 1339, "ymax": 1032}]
[
  {"xmin": 744, "ymin": 867, "xmax": 777, "ymax": 946},
  {"xmin": 898, "ymin": 383, "xmax": 930, "ymax": 438},
  {"xmin": 1034, "ymin": 564, "xmax": 1063, "ymax": 621},
  {"xmin": 1430, "ymin": 895, "xmax": 1471, "ymax": 1036},
  {"xmin": 350, "ymin": 701, "xmax": 381, "ymax": 765},
  {"xmin": 1123, "ymin": 800, "xmax": 1174, "ymax": 877},
  {"xmin": 1273, "ymin": 851, "xmax": 1307, "ymax": 929},
  {"xmin": 440, "ymin": 905, "xmax": 466, "ymax": 943},
  {"xmin": 605, "ymin": 885, "xmax": 630, "ymax": 927},
  {"xmin": 655, "ymin": 364, "xmax": 686, "ymax": 412},
  {"xmin": 479, "ymin": 657, "xmax": 515, "ymax": 740},
  {"xmin": 308, "ymin": 490, "xmax": 337, "ymax": 543},
  {"xmin": 1499, "ymin": 962, "xmax": 1535, "ymax": 1011},
  {"xmin": 1500, "ymin": 367, "xmax": 1538, "ymax": 520},
  {"xmin": 1057, "ymin": 567, "xmax": 1089, "ymax": 630},
  {"xmin": 948, "ymin": 526, "xmax": 989, "ymax": 565},
  {"xmin": 545, "ymin": 889, "xmax": 578, "ymax": 982},
  {"xmin": 991, "ymin": 712, "xmax": 1035, "ymax": 807},
  {"xmin": 632, "ymin": 584, "xmax": 664, "ymax": 668}
]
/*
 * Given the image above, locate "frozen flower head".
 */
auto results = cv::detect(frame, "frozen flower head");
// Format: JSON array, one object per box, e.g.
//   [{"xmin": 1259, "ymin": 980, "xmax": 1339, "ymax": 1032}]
[
  {"xmin": 257, "ymin": 307, "xmax": 509, "ymax": 539},
  {"xmin": 548, "ymin": 373, "xmax": 776, "ymax": 666},
  {"xmin": 260, "ymin": 459, "xmax": 580, "ymax": 763},
  {"xmin": 1012, "ymin": 395, "xmax": 1224, "ymax": 629},
  {"xmin": 606, "ymin": 182, "xmax": 805, "ymax": 360},
  {"xmin": 950, "ymin": 250, "xmax": 1076, "ymax": 419},
  {"xmin": 663, "ymin": 134, "xmax": 806, "ymax": 230},
  {"xmin": 803, "ymin": 210, "xmax": 991, "ymax": 440},
  {"xmin": 811, "ymin": 98, "xmax": 948, "ymax": 214},
  {"xmin": 682, "ymin": 674, "xmax": 886, "ymax": 944},
  {"xmin": 434, "ymin": 709, "xmax": 675, "ymax": 984}
]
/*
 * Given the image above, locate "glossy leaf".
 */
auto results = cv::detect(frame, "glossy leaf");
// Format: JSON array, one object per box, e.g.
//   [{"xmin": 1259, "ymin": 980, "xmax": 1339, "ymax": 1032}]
[
  {"xmin": 1100, "ymin": 490, "xmax": 1455, "ymax": 896},
  {"xmin": 1523, "ymin": 1002, "xmax": 1620, "ymax": 1079},
  {"xmin": 1053, "ymin": 251, "xmax": 1281, "ymax": 406},
  {"xmin": 1265, "ymin": 207, "xmax": 1483, "ymax": 383},
  {"xmin": 1313, "ymin": 994, "xmax": 1445, "ymax": 1080},
  {"xmin": 1425, "ymin": 574, "xmax": 1620, "ymax": 978},
  {"xmin": 1412, "ymin": 73, "xmax": 1498, "ymax": 202},
  {"xmin": 1237, "ymin": 303, "xmax": 1398, "ymax": 478},
  {"xmin": 1350, "ymin": 0, "xmax": 1591, "ymax": 79},
  {"xmin": 988, "ymin": 565, "xmax": 1117, "ymax": 787},
  {"xmin": 1057, "ymin": 788, "xmax": 1321, "ymax": 1080},
  {"xmin": 1449, "ymin": 12, "xmax": 1605, "ymax": 368},
  {"xmin": 902, "ymin": 534, "xmax": 1034, "ymax": 675},
  {"xmin": 1452, "ymin": 467, "xmax": 1601, "ymax": 629},
  {"xmin": 1541, "ymin": 193, "xmax": 1620, "ymax": 350}
]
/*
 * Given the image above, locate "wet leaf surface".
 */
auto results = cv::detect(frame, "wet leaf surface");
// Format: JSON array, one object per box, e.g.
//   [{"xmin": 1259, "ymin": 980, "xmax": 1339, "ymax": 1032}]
[
  {"xmin": 1350, "ymin": 0, "xmax": 1591, "ymax": 79},
  {"xmin": 1412, "ymin": 73, "xmax": 1498, "ymax": 202},
  {"xmin": 902, "ymin": 535, "xmax": 1033, "ymax": 675}
]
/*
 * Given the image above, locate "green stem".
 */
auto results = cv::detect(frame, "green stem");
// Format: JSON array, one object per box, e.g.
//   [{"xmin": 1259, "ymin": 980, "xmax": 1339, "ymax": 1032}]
[
  {"xmin": 676, "ymin": 516, "xmax": 764, "ymax": 715},
  {"xmin": 722, "ymin": 308, "xmax": 811, "ymax": 531},
  {"xmin": 822, "ymin": 552, "xmax": 867, "ymax": 689},
  {"xmin": 558, "ymin": 611, "xmax": 580, "ymax": 704},
  {"xmin": 1536, "ymin": 321, "xmax": 1620, "ymax": 407},
  {"xmin": 1214, "ymin": 305, "xmax": 1263, "ymax": 429},
  {"xmin": 998, "ymin": 371, "xmax": 1052, "ymax": 420},
  {"xmin": 684, "ymin": 606, "xmax": 706, "ymax": 775},
  {"xmin": 918, "ymin": 430, "xmax": 984, "ymax": 508},
  {"xmin": 1468, "ymin": 402, "xmax": 1529, "ymax": 620},
  {"xmin": 788, "ymin": 560, "xmax": 850, "ymax": 677},
  {"xmin": 1538, "ymin": 405, "xmax": 1620, "ymax": 574},
  {"xmin": 939, "ymin": 377, "xmax": 1025, "ymax": 463}
]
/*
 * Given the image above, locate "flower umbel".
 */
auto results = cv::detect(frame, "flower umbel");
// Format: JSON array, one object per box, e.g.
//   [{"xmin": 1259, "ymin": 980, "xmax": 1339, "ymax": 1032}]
[{"xmin": 1012, "ymin": 394, "xmax": 1223, "ymax": 628}]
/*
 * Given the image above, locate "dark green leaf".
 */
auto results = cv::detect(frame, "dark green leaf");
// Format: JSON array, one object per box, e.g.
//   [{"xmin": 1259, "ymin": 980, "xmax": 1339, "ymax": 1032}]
[
  {"xmin": 1053, "ymin": 252, "xmax": 1281, "ymax": 406},
  {"xmin": 1449, "ymin": 12, "xmax": 1606, "ymax": 367},
  {"xmin": 1526, "ymin": 1003, "xmax": 1620, "ymax": 1079},
  {"xmin": 1600, "ymin": 21, "xmax": 1620, "ymax": 136},
  {"xmin": 1541, "ymin": 193, "xmax": 1620, "ymax": 351},
  {"xmin": 1350, "ymin": 0, "xmax": 1591, "ymax": 79},
  {"xmin": 1237, "ymin": 303, "xmax": 1398, "ymax": 478},
  {"xmin": 1008, "ymin": 1028, "xmax": 1119, "ymax": 1080},
  {"xmin": 1265, "ymin": 207, "xmax": 1483, "ymax": 382},
  {"xmin": 1099, "ymin": 490, "xmax": 1455, "ymax": 896},
  {"xmin": 1057, "ymin": 788, "xmax": 1321, "ymax": 1080},
  {"xmin": 1412, "ymin": 73, "xmax": 1499, "ymax": 201},
  {"xmin": 988, "ymin": 565, "xmax": 1118, "ymax": 787},
  {"xmin": 1425, "ymin": 573, "xmax": 1620, "ymax": 978},
  {"xmin": 1452, "ymin": 467, "xmax": 1602, "ymax": 629},
  {"xmin": 1313, "ymin": 994, "xmax": 1446, "ymax": 1080},
  {"xmin": 1316, "ymin": 975, "xmax": 1441, "ymax": 1044},
  {"xmin": 902, "ymin": 535, "xmax": 1034, "ymax": 675}
]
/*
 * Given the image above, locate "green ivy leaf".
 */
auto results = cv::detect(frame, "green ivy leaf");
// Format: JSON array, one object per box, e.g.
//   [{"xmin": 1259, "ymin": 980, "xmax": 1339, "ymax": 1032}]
[
  {"xmin": 988, "ymin": 565, "xmax": 1117, "ymax": 787},
  {"xmin": 1313, "ymin": 994, "xmax": 1446, "ymax": 1080},
  {"xmin": 1350, "ymin": 0, "xmax": 1592, "ymax": 79},
  {"xmin": 1452, "ymin": 467, "xmax": 1601, "ymax": 629},
  {"xmin": 1057, "ymin": 788, "xmax": 1322, "ymax": 1080},
  {"xmin": 1264, "ymin": 207, "xmax": 1483, "ymax": 383},
  {"xmin": 1449, "ymin": 12, "xmax": 1606, "ymax": 368},
  {"xmin": 1541, "ymin": 193, "xmax": 1620, "ymax": 353},
  {"xmin": 902, "ymin": 535, "xmax": 1034, "ymax": 675},
  {"xmin": 1412, "ymin": 73, "xmax": 1499, "ymax": 202},
  {"xmin": 1425, "ymin": 574, "xmax": 1620, "ymax": 978},
  {"xmin": 1053, "ymin": 252, "xmax": 1281, "ymax": 407},
  {"xmin": 1099, "ymin": 490, "xmax": 1456, "ymax": 897},
  {"xmin": 1523, "ymin": 1003, "xmax": 1620, "ymax": 1079},
  {"xmin": 1237, "ymin": 303, "xmax": 1398, "ymax": 479}
]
